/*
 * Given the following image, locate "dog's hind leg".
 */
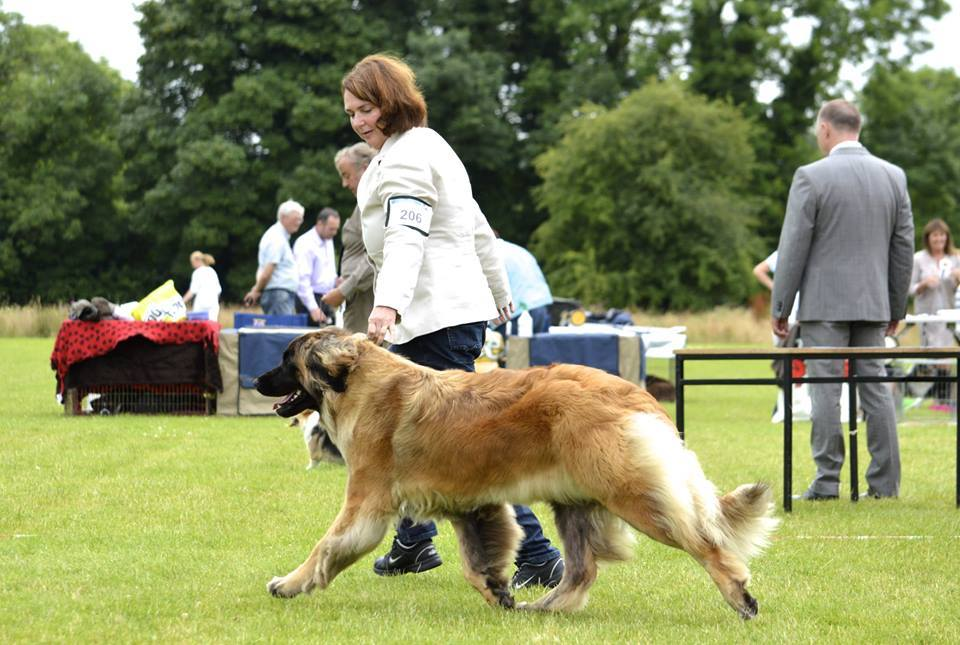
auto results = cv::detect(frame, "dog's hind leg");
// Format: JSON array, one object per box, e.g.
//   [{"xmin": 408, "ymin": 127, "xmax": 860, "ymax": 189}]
[
  {"xmin": 519, "ymin": 503, "xmax": 617, "ymax": 613},
  {"xmin": 697, "ymin": 546, "xmax": 757, "ymax": 619},
  {"xmin": 449, "ymin": 504, "xmax": 522, "ymax": 609},
  {"xmin": 268, "ymin": 497, "xmax": 391, "ymax": 599},
  {"xmin": 606, "ymin": 494, "xmax": 759, "ymax": 619}
]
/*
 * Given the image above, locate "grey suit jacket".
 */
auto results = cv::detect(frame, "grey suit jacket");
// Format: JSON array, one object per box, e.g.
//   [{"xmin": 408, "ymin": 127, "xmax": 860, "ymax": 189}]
[
  {"xmin": 772, "ymin": 146, "xmax": 914, "ymax": 323},
  {"xmin": 338, "ymin": 208, "xmax": 376, "ymax": 334}
]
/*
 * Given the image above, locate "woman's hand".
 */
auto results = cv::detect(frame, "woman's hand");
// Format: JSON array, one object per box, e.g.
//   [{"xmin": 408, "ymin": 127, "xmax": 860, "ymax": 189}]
[
  {"xmin": 492, "ymin": 301, "xmax": 514, "ymax": 326},
  {"xmin": 917, "ymin": 274, "xmax": 940, "ymax": 293},
  {"xmin": 367, "ymin": 306, "xmax": 397, "ymax": 344}
]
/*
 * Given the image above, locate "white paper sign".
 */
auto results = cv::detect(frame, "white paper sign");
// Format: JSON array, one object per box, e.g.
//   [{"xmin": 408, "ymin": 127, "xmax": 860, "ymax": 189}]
[{"xmin": 387, "ymin": 196, "xmax": 433, "ymax": 236}]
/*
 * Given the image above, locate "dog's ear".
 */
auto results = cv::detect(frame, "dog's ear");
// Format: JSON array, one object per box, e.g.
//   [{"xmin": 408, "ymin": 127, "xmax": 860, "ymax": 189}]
[{"xmin": 299, "ymin": 330, "xmax": 360, "ymax": 394}]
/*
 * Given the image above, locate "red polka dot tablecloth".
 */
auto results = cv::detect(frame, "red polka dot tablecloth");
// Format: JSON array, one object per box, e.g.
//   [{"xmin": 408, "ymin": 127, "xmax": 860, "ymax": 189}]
[{"xmin": 50, "ymin": 320, "xmax": 220, "ymax": 394}]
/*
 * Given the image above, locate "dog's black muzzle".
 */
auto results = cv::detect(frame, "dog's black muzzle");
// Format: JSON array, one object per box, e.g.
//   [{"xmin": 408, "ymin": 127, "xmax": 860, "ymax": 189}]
[{"xmin": 255, "ymin": 364, "xmax": 319, "ymax": 418}]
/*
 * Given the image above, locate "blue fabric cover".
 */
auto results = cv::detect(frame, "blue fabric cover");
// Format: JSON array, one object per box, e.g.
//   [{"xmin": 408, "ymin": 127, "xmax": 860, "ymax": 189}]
[
  {"xmin": 234, "ymin": 312, "xmax": 308, "ymax": 329},
  {"xmin": 238, "ymin": 332, "xmax": 303, "ymax": 388},
  {"xmin": 528, "ymin": 333, "xmax": 620, "ymax": 376}
]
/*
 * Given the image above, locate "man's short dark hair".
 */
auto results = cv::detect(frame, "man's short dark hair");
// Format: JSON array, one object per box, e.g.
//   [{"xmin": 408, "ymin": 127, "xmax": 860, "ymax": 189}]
[
  {"xmin": 819, "ymin": 99, "xmax": 861, "ymax": 133},
  {"xmin": 317, "ymin": 207, "xmax": 340, "ymax": 224}
]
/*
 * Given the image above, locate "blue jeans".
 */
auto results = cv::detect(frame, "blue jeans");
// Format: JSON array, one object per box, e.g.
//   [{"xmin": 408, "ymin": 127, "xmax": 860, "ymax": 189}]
[
  {"xmin": 391, "ymin": 322, "xmax": 561, "ymax": 565},
  {"xmin": 260, "ymin": 288, "xmax": 296, "ymax": 315}
]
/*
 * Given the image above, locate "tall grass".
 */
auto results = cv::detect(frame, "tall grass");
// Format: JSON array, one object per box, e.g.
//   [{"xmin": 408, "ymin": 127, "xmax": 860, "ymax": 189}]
[
  {"xmin": 0, "ymin": 303, "xmax": 252, "ymax": 337},
  {"xmin": 0, "ymin": 303, "xmax": 69, "ymax": 337},
  {"xmin": 5, "ymin": 302, "xmax": 775, "ymax": 343},
  {"xmin": 632, "ymin": 305, "xmax": 771, "ymax": 345}
]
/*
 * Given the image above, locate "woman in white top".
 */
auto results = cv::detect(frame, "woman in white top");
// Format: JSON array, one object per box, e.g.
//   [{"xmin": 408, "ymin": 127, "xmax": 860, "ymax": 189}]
[
  {"xmin": 910, "ymin": 218, "xmax": 960, "ymax": 347},
  {"xmin": 183, "ymin": 251, "xmax": 222, "ymax": 322},
  {"xmin": 341, "ymin": 53, "xmax": 563, "ymax": 589}
]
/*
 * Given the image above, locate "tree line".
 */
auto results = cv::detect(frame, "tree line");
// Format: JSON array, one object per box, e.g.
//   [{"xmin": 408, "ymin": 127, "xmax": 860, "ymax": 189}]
[{"xmin": 2, "ymin": 0, "xmax": 958, "ymax": 310}]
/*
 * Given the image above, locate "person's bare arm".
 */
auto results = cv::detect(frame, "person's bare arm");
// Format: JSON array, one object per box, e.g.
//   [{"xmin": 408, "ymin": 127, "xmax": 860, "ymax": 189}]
[
  {"xmin": 244, "ymin": 264, "xmax": 275, "ymax": 306},
  {"xmin": 753, "ymin": 260, "xmax": 773, "ymax": 291}
]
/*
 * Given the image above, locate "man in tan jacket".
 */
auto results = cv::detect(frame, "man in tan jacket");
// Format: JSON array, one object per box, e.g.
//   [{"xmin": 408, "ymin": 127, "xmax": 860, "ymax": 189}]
[{"xmin": 324, "ymin": 143, "xmax": 378, "ymax": 334}]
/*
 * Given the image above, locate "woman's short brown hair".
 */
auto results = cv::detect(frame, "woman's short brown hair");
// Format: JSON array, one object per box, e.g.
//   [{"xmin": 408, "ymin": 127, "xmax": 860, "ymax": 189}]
[
  {"xmin": 342, "ymin": 54, "xmax": 427, "ymax": 136},
  {"xmin": 922, "ymin": 218, "xmax": 956, "ymax": 255}
]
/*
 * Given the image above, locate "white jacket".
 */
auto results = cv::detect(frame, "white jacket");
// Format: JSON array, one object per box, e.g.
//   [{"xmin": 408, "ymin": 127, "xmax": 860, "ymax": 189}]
[{"xmin": 356, "ymin": 127, "xmax": 511, "ymax": 344}]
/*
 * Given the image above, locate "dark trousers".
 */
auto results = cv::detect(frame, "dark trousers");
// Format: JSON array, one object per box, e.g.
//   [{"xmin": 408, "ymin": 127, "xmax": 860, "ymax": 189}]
[
  {"xmin": 803, "ymin": 321, "xmax": 900, "ymax": 497},
  {"xmin": 391, "ymin": 322, "xmax": 561, "ymax": 564}
]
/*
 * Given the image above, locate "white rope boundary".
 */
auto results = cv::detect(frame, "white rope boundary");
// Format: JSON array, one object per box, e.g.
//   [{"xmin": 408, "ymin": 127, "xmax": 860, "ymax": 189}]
[{"xmin": 782, "ymin": 535, "xmax": 960, "ymax": 541}]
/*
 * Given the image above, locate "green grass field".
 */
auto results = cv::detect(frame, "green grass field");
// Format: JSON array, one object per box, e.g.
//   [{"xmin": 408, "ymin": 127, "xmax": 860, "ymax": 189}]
[{"xmin": 2, "ymin": 338, "xmax": 959, "ymax": 643}]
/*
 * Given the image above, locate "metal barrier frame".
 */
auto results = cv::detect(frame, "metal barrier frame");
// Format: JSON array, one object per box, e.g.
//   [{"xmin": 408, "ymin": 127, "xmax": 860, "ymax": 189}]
[{"xmin": 674, "ymin": 347, "xmax": 960, "ymax": 512}]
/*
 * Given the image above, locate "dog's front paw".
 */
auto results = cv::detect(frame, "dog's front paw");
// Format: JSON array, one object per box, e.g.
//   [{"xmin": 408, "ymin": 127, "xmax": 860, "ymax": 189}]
[{"xmin": 267, "ymin": 574, "xmax": 306, "ymax": 599}]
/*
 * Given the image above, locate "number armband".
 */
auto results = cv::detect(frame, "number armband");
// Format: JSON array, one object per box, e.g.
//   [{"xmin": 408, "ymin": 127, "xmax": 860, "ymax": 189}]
[{"xmin": 386, "ymin": 196, "xmax": 433, "ymax": 237}]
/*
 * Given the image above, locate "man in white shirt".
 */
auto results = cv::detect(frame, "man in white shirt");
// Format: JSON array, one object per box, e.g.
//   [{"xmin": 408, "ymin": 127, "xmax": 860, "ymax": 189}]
[
  {"xmin": 294, "ymin": 207, "xmax": 341, "ymax": 325},
  {"xmin": 243, "ymin": 200, "xmax": 304, "ymax": 315}
]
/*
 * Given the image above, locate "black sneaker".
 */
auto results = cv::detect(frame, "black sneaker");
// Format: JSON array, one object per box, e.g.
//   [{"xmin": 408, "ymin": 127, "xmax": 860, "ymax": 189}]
[
  {"xmin": 373, "ymin": 537, "xmax": 442, "ymax": 576},
  {"xmin": 512, "ymin": 556, "xmax": 564, "ymax": 589}
]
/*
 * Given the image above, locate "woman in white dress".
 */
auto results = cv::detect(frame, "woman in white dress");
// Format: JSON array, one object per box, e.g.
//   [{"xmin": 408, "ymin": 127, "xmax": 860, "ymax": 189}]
[{"xmin": 183, "ymin": 251, "xmax": 222, "ymax": 322}]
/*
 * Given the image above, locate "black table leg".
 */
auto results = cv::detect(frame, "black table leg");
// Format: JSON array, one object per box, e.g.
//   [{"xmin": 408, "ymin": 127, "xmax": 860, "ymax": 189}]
[
  {"xmin": 676, "ymin": 357, "xmax": 685, "ymax": 442},
  {"xmin": 849, "ymin": 359, "xmax": 859, "ymax": 502},
  {"xmin": 784, "ymin": 356, "xmax": 793, "ymax": 513}
]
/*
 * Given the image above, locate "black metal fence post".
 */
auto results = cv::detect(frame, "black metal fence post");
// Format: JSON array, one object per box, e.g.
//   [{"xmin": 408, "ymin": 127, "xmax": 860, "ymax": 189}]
[
  {"xmin": 676, "ymin": 356, "xmax": 685, "ymax": 442},
  {"xmin": 784, "ymin": 356, "xmax": 794, "ymax": 513},
  {"xmin": 674, "ymin": 346, "xmax": 960, "ymax": 511},
  {"xmin": 848, "ymin": 358, "xmax": 859, "ymax": 502}
]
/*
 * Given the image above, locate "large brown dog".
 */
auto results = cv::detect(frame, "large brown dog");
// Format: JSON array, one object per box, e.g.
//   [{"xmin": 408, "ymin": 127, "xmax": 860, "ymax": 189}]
[{"xmin": 256, "ymin": 328, "xmax": 778, "ymax": 618}]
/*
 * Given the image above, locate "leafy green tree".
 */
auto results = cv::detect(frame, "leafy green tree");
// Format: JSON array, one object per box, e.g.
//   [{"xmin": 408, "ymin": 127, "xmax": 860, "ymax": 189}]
[
  {"xmin": 7, "ymin": 0, "xmax": 947, "ymax": 307},
  {"xmin": 531, "ymin": 80, "xmax": 760, "ymax": 310},
  {"xmin": 0, "ymin": 11, "xmax": 136, "ymax": 304},
  {"xmin": 432, "ymin": 0, "xmax": 678, "ymax": 241},
  {"xmin": 685, "ymin": 0, "xmax": 950, "ymax": 244},
  {"xmin": 128, "ymin": 0, "xmax": 409, "ymax": 298},
  {"xmin": 860, "ymin": 65, "xmax": 960, "ymax": 232},
  {"xmin": 128, "ymin": 0, "xmax": 950, "ymax": 304}
]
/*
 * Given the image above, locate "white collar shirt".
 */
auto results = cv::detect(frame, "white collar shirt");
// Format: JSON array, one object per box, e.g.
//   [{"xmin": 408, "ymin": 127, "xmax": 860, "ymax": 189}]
[
  {"xmin": 829, "ymin": 140, "xmax": 863, "ymax": 155},
  {"xmin": 293, "ymin": 227, "xmax": 338, "ymax": 312}
]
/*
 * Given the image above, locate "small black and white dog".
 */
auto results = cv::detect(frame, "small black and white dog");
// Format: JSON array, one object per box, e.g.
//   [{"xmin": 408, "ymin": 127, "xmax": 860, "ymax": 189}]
[{"xmin": 289, "ymin": 410, "xmax": 344, "ymax": 469}]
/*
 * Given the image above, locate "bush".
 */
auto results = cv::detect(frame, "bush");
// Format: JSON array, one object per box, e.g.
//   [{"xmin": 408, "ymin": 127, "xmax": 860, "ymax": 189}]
[{"xmin": 532, "ymin": 79, "xmax": 761, "ymax": 310}]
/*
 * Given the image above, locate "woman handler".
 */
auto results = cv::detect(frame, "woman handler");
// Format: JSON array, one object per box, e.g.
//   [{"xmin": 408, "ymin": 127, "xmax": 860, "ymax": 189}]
[{"xmin": 342, "ymin": 54, "xmax": 563, "ymax": 588}]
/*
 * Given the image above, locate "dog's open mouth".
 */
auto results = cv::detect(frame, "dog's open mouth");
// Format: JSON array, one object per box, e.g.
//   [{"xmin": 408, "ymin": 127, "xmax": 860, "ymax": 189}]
[{"xmin": 274, "ymin": 389, "xmax": 315, "ymax": 418}]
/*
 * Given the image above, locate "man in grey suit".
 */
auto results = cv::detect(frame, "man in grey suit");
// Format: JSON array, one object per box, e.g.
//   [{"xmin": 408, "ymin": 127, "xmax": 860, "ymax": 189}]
[
  {"xmin": 324, "ymin": 143, "xmax": 378, "ymax": 334},
  {"xmin": 771, "ymin": 99, "xmax": 914, "ymax": 501}
]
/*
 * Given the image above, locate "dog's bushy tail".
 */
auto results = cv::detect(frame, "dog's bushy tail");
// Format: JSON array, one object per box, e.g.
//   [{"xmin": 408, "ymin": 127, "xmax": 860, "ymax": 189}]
[{"xmin": 716, "ymin": 483, "xmax": 779, "ymax": 562}]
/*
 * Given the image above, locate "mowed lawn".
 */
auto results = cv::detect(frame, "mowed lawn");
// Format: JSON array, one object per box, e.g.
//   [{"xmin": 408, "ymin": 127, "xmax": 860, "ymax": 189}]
[{"xmin": 1, "ymin": 337, "xmax": 958, "ymax": 643}]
